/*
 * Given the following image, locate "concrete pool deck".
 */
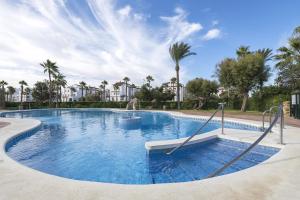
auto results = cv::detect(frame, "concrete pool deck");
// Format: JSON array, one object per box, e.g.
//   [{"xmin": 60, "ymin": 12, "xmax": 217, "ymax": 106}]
[{"xmin": 0, "ymin": 110, "xmax": 300, "ymax": 200}]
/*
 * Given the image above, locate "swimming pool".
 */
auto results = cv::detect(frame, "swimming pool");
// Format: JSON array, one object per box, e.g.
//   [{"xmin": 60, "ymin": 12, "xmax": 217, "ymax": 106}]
[{"xmin": 2, "ymin": 109, "xmax": 279, "ymax": 184}]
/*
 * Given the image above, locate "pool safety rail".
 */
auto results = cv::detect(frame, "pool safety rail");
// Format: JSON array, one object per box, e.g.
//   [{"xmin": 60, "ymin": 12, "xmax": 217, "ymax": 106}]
[
  {"xmin": 166, "ymin": 103, "xmax": 226, "ymax": 155},
  {"xmin": 262, "ymin": 106, "xmax": 285, "ymax": 132},
  {"xmin": 208, "ymin": 104, "xmax": 284, "ymax": 178}
]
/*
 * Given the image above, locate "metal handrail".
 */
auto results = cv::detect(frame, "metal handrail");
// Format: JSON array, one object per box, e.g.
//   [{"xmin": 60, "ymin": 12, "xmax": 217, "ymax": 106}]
[
  {"xmin": 207, "ymin": 104, "xmax": 284, "ymax": 178},
  {"xmin": 166, "ymin": 103, "xmax": 226, "ymax": 155},
  {"xmin": 262, "ymin": 109, "xmax": 271, "ymax": 131}
]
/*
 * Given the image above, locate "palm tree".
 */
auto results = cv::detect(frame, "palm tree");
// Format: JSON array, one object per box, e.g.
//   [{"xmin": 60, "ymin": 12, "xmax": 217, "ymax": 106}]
[
  {"xmin": 256, "ymin": 48, "xmax": 272, "ymax": 89},
  {"xmin": 19, "ymin": 80, "xmax": 27, "ymax": 109},
  {"xmin": 123, "ymin": 77, "xmax": 130, "ymax": 101},
  {"xmin": 7, "ymin": 86, "xmax": 15, "ymax": 102},
  {"xmin": 101, "ymin": 80, "xmax": 108, "ymax": 101},
  {"xmin": 275, "ymin": 26, "xmax": 300, "ymax": 89},
  {"xmin": 236, "ymin": 45, "xmax": 251, "ymax": 58},
  {"xmin": 79, "ymin": 81, "xmax": 86, "ymax": 101},
  {"xmin": 146, "ymin": 75, "xmax": 154, "ymax": 89},
  {"xmin": 169, "ymin": 42, "xmax": 196, "ymax": 109},
  {"xmin": 40, "ymin": 59, "xmax": 59, "ymax": 107},
  {"xmin": 0, "ymin": 80, "xmax": 8, "ymax": 108}
]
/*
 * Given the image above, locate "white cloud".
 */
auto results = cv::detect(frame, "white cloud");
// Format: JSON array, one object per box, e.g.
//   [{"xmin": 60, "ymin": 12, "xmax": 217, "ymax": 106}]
[
  {"xmin": 212, "ymin": 20, "xmax": 219, "ymax": 26},
  {"xmin": 202, "ymin": 28, "xmax": 221, "ymax": 40},
  {"xmin": 0, "ymin": 1, "xmax": 201, "ymax": 88},
  {"xmin": 118, "ymin": 5, "xmax": 132, "ymax": 18},
  {"xmin": 160, "ymin": 6, "xmax": 203, "ymax": 43}
]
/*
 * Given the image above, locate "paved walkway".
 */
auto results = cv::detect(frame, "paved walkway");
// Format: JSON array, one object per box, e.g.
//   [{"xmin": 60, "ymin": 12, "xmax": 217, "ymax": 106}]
[{"xmin": 180, "ymin": 110, "xmax": 300, "ymax": 127}]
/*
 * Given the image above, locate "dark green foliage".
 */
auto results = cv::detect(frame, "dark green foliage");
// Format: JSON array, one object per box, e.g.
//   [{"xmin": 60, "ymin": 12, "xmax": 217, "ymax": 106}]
[
  {"xmin": 32, "ymin": 81, "xmax": 49, "ymax": 103},
  {"xmin": 215, "ymin": 46, "xmax": 272, "ymax": 111},
  {"xmin": 249, "ymin": 86, "xmax": 290, "ymax": 111},
  {"xmin": 275, "ymin": 26, "xmax": 300, "ymax": 89}
]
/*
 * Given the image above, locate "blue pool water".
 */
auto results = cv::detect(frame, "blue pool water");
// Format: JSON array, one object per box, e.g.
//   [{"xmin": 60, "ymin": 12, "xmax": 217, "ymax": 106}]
[{"xmin": 2, "ymin": 109, "xmax": 279, "ymax": 184}]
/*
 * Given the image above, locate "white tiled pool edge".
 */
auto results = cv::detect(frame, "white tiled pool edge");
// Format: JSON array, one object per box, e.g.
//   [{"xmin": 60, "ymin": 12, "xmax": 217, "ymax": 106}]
[{"xmin": 1, "ymin": 110, "xmax": 300, "ymax": 200}]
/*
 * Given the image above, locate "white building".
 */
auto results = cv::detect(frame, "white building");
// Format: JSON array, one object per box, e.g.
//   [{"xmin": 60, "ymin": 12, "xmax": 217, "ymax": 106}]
[
  {"xmin": 62, "ymin": 85, "xmax": 110, "ymax": 102},
  {"xmin": 110, "ymin": 83, "xmax": 139, "ymax": 102},
  {"xmin": 10, "ymin": 88, "xmax": 33, "ymax": 102},
  {"xmin": 162, "ymin": 82, "xmax": 186, "ymax": 101}
]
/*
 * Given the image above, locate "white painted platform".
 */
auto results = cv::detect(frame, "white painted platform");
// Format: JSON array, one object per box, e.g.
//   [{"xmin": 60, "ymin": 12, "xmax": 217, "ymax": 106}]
[{"xmin": 145, "ymin": 131, "xmax": 218, "ymax": 151}]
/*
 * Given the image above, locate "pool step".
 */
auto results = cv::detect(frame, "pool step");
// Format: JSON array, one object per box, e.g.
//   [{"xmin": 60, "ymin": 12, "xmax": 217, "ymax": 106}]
[{"xmin": 149, "ymin": 139, "xmax": 276, "ymax": 184}]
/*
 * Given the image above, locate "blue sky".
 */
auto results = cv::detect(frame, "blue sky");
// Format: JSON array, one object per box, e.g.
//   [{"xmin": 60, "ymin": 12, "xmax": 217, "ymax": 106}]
[{"xmin": 0, "ymin": 0, "xmax": 299, "ymax": 87}]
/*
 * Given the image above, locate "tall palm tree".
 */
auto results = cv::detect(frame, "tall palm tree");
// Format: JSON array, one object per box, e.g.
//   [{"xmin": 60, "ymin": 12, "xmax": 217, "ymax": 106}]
[
  {"xmin": 19, "ymin": 80, "xmax": 27, "ymax": 109},
  {"xmin": 256, "ymin": 48, "xmax": 272, "ymax": 89},
  {"xmin": 123, "ymin": 77, "xmax": 130, "ymax": 101},
  {"xmin": 146, "ymin": 75, "xmax": 154, "ymax": 89},
  {"xmin": 79, "ymin": 81, "xmax": 86, "ymax": 101},
  {"xmin": 101, "ymin": 80, "xmax": 108, "ymax": 101},
  {"xmin": 0, "ymin": 80, "xmax": 8, "ymax": 108},
  {"xmin": 236, "ymin": 45, "xmax": 251, "ymax": 58},
  {"xmin": 275, "ymin": 26, "xmax": 300, "ymax": 89},
  {"xmin": 7, "ymin": 86, "xmax": 15, "ymax": 102},
  {"xmin": 169, "ymin": 42, "xmax": 196, "ymax": 109},
  {"xmin": 40, "ymin": 59, "xmax": 59, "ymax": 107}
]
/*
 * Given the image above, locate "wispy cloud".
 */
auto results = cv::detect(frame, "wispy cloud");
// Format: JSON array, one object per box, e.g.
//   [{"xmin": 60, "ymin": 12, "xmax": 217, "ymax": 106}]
[
  {"xmin": 202, "ymin": 28, "xmax": 222, "ymax": 40},
  {"xmin": 0, "ymin": 0, "xmax": 202, "ymax": 87}
]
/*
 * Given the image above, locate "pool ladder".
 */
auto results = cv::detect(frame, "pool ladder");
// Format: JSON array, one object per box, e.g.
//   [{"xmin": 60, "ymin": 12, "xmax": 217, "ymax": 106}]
[
  {"xmin": 165, "ymin": 103, "xmax": 284, "ymax": 178},
  {"xmin": 166, "ymin": 102, "xmax": 226, "ymax": 155},
  {"xmin": 262, "ymin": 106, "xmax": 284, "ymax": 132},
  {"xmin": 208, "ymin": 104, "xmax": 284, "ymax": 178}
]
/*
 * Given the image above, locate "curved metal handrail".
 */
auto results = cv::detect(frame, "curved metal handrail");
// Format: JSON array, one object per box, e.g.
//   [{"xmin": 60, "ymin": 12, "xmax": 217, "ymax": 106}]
[
  {"xmin": 166, "ymin": 103, "xmax": 225, "ymax": 155},
  {"xmin": 207, "ymin": 104, "xmax": 283, "ymax": 178},
  {"xmin": 262, "ymin": 109, "xmax": 271, "ymax": 131}
]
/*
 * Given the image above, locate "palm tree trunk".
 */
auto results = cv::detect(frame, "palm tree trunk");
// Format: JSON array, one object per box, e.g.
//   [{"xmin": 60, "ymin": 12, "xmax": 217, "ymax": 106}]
[
  {"xmin": 241, "ymin": 92, "xmax": 248, "ymax": 112},
  {"xmin": 20, "ymin": 86, "xmax": 23, "ymax": 109},
  {"xmin": 60, "ymin": 87, "xmax": 62, "ymax": 102},
  {"xmin": 176, "ymin": 68, "xmax": 180, "ymax": 110},
  {"xmin": 48, "ymin": 72, "xmax": 52, "ymax": 107},
  {"xmin": 125, "ymin": 82, "xmax": 127, "ymax": 101},
  {"xmin": 56, "ymin": 86, "xmax": 59, "ymax": 108}
]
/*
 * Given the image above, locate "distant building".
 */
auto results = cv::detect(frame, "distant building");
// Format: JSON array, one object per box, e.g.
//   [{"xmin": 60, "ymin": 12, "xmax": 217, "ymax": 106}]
[
  {"xmin": 110, "ymin": 83, "xmax": 139, "ymax": 102},
  {"xmin": 10, "ymin": 88, "xmax": 33, "ymax": 102},
  {"xmin": 162, "ymin": 82, "xmax": 186, "ymax": 101}
]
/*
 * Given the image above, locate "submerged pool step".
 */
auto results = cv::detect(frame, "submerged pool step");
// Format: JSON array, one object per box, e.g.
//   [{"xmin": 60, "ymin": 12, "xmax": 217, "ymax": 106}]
[{"xmin": 148, "ymin": 138, "xmax": 279, "ymax": 183}]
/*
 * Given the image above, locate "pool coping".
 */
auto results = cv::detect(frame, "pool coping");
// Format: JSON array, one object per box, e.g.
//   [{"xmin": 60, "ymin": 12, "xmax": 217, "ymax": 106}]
[{"xmin": 1, "ymin": 109, "xmax": 300, "ymax": 200}]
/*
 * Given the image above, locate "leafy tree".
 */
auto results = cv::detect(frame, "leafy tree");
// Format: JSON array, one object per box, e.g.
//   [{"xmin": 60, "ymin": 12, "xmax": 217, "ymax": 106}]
[
  {"xmin": 123, "ymin": 77, "xmax": 130, "ymax": 101},
  {"xmin": 135, "ymin": 84, "xmax": 174, "ymax": 104},
  {"xmin": 0, "ymin": 80, "xmax": 8, "ymax": 108},
  {"xmin": 7, "ymin": 86, "xmax": 16, "ymax": 102},
  {"xmin": 186, "ymin": 78, "xmax": 218, "ymax": 109},
  {"xmin": 169, "ymin": 42, "xmax": 196, "ymax": 109},
  {"xmin": 275, "ymin": 26, "xmax": 300, "ymax": 89},
  {"xmin": 32, "ymin": 81, "xmax": 49, "ymax": 102},
  {"xmin": 146, "ymin": 75, "xmax": 154, "ymax": 89},
  {"xmin": 19, "ymin": 80, "xmax": 27, "ymax": 109},
  {"xmin": 216, "ymin": 47, "xmax": 272, "ymax": 111},
  {"xmin": 40, "ymin": 59, "xmax": 59, "ymax": 106}
]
